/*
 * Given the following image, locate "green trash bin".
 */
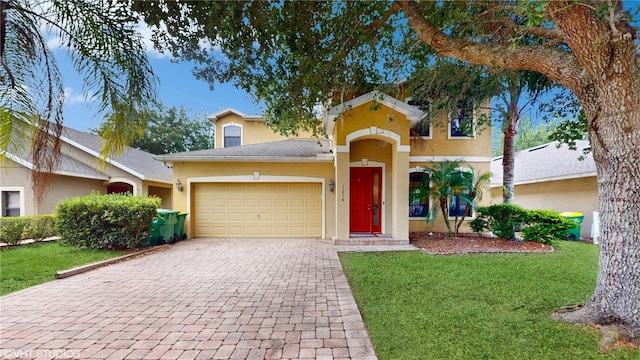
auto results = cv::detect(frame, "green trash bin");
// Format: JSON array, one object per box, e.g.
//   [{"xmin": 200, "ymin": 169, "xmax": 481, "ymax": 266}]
[
  {"xmin": 148, "ymin": 216, "xmax": 165, "ymax": 246},
  {"xmin": 156, "ymin": 209, "xmax": 180, "ymax": 244},
  {"xmin": 175, "ymin": 212, "xmax": 188, "ymax": 240},
  {"xmin": 560, "ymin": 212, "xmax": 584, "ymax": 241}
]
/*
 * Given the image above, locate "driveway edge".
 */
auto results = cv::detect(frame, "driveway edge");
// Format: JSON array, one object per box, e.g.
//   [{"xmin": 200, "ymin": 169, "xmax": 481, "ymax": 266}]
[{"xmin": 55, "ymin": 245, "xmax": 168, "ymax": 279}]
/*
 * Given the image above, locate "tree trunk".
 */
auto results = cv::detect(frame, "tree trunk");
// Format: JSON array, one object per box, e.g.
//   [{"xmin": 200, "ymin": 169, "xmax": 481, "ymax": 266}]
[
  {"xmin": 502, "ymin": 109, "xmax": 518, "ymax": 204},
  {"xmin": 555, "ymin": 91, "xmax": 640, "ymax": 343},
  {"xmin": 439, "ymin": 197, "xmax": 452, "ymax": 236}
]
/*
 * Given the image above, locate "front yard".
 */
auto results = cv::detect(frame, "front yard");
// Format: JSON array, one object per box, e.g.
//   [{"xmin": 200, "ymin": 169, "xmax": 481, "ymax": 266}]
[
  {"xmin": 339, "ymin": 241, "xmax": 639, "ymax": 359},
  {"xmin": 0, "ymin": 242, "xmax": 125, "ymax": 296}
]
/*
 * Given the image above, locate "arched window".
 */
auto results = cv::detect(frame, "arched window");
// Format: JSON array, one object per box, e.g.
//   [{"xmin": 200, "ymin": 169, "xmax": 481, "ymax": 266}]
[{"xmin": 223, "ymin": 125, "xmax": 242, "ymax": 147}]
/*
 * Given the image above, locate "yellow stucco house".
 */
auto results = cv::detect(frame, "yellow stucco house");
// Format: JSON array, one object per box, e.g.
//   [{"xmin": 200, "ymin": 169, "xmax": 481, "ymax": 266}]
[{"xmin": 156, "ymin": 91, "xmax": 492, "ymax": 244}]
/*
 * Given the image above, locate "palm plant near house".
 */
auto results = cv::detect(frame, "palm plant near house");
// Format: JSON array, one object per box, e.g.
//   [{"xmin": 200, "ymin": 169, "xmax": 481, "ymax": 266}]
[
  {"xmin": 416, "ymin": 160, "xmax": 490, "ymax": 237},
  {"xmin": 453, "ymin": 168, "xmax": 492, "ymax": 236}
]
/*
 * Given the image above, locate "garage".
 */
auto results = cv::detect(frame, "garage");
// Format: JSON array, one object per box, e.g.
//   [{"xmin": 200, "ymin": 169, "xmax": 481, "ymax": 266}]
[{"xmin": 193, "ymin": 182, "xmax": 322, "ymax": 238}]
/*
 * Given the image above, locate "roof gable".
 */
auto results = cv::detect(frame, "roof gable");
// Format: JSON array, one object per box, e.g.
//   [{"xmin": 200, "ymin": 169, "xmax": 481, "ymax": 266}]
[
  {"xmin": 207, "ymin": 108, "xmax": 263, "ymax": 123},
  {"xmin": 323, "ymin": 91, "xmax": 423, "ymax": 135},
  {"xmin": 58, "ymin": 127, "xmax": 172, "ymax": 183}
]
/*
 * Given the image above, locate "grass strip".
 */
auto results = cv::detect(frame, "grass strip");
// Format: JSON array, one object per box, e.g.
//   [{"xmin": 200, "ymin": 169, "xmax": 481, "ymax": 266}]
[
  {"xmin": 339, "ymin": 241, "xmax": 638, "ymax": 359},
  {"xmin": 0, "ymin": 242, "xmax": 125, "ymax": 296}
]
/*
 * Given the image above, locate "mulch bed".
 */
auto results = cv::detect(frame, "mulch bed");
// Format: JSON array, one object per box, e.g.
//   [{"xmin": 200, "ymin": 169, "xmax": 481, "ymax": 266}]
[{"xmin": 410, "ymin": 232, "xmax": 554, "ymax": 255}]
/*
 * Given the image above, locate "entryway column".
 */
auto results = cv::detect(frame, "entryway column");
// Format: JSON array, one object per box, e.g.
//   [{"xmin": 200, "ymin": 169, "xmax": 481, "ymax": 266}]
[
  {"xmin": 392, "ymin": 150, "xmax": 410, "ymax": 240},
  {"xmin": 334, "ymin": 151, "xmax": 350, "ymax": 241}
]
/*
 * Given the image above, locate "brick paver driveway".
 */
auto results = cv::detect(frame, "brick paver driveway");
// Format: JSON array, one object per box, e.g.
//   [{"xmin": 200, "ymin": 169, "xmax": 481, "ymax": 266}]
[{"xmin": 1, "ymin": 239, "xmax": 414, "ymax": 359}]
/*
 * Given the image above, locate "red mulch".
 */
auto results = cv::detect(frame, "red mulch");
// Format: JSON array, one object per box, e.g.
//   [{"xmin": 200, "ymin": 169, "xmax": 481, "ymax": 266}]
[{"xmin": 409, "ymin": 232, "xmax": 554, "ymax": 255}]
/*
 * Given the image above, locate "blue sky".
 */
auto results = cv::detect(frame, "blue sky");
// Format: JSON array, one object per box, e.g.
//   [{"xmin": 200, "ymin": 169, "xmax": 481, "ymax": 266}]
[{"xmin": 56, "ymin": 45, "xmax": 263, "ymax": 132}]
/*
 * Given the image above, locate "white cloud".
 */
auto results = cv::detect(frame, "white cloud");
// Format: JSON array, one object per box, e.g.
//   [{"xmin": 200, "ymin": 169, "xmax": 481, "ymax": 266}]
[{"xmin": 64, "ymin": 87, "xmax": 93, "ymax": 105}]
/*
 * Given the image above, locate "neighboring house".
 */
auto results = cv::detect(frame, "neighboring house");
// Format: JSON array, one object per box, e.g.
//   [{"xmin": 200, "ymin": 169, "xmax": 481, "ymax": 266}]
[
  {"xmin": 156, "ymin": 91, "xmax": 493, "ymax": 244},
  {"xmin": 1, "ymin": 125, "xmax": 173, "ymax": 217},
  {"xmin": 491, "ymin": 140, "xmax": 596, "ymax": 239}
]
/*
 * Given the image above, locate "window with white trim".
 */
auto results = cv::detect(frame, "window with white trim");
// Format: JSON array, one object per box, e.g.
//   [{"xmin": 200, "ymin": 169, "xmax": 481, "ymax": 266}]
[
  {"xmin": 223, "ymin": 125, "xmax": 242, "ymax": 147},
  {"xmin": 449, "ymin": 194, "xmax": 472, "ymax": 218},
  {"xmin": 409, "ymin": 172, "xmax": 429, "ymax": 218},
  {"xmin": 448, "ymin": 170, "xmax": 474, "ymax": 218},
  {"xmin": 409, "ymin": 98, "xmax": 432, "ymax": 138},
  {"xmin": 449, "ymin": 100, "xmax": 475, "ymax": 138},
  {"xmin": 2, "ymin": 191, "xmax": 21, "ymax": 217}
]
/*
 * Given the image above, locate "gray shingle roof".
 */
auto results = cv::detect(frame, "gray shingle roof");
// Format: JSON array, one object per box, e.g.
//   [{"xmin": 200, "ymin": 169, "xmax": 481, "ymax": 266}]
[
  {"xmin": 7, "ymin": 143, "xmax": 109, "ymax": 180},
  {"xmin": 491, "ymin": 140, "xmax": 595, "ymax": 186},
  {"xmin": 155, "ymin": 139, "xmax": 333, "ymax": 162},
  {"xmin": 61, "ymin": 127, "xmax": 173, "ymax": 182}
]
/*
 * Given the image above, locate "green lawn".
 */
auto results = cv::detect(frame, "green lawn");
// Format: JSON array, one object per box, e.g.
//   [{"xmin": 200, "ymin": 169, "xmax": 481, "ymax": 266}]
[
  {"xmin": 0, "ymin": 242, "xmax": 125, "ymax": 296},
  {"xmin": 339, "ymin": 241, "xmax": 639, "ymax": 360}
]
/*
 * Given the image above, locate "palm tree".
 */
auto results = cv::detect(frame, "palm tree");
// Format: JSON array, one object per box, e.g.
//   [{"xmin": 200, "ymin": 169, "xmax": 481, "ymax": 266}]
[
  {"xmin": 417, "ymin": 160, "xmax": 491, "ymax": 237},
  {"xmin": 417, "ymin": 160, "xmax": 462, "ymax": 236},
  {"xmin": 0, "ymin": 0, "xmax": 157, "ymax": 213},
  {"xmin": 453, "ymin": 168, "xmax": 492, "ymax": 236}
]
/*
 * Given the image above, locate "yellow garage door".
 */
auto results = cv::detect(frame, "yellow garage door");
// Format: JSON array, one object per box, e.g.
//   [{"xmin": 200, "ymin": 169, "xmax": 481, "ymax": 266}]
[{"xmin": 194, "ymin": 183, "xmax": 322, "ymax": 238}]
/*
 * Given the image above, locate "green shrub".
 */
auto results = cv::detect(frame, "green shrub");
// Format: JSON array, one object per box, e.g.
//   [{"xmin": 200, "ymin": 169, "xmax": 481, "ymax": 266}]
[
  {"xmin": 521, "ymin": 210, "xmax": 576, "ymax": 245},
  {"xmin": 56, "ymin": 193, "xmax": 160, "ymax": 250},
  {"xmin": 470, "ymin": 204, "xmax": 528, "ymax": 240},
  {"xmin": 0, "ymin": 217, "xmax": 31, "ymax": 245},
  {"xmin": 471, "ymin": 204, "xmax": 577, "ymax": 245},
  {"xmin": 23, "ymin": 215, "xmax": 57, "ymax": 242}
]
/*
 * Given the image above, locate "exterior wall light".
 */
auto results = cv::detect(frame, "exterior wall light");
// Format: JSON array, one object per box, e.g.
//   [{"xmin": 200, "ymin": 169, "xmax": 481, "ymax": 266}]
[
  {"xmin": 329, "ymin": 180, "xmax": 335, "ymax": 192},
  {"xmin": 175, "ymin": 179, "xmax": 184, "ymax": 192}
]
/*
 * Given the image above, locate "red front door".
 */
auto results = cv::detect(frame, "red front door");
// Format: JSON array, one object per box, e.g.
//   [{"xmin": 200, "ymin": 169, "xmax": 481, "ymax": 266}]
[{"xmin": 350, "ymin": 167, "xmax": 382, "ymax": 233}]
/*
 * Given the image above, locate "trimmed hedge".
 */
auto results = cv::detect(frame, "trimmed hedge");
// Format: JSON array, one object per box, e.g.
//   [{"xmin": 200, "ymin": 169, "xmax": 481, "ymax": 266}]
[
  {"xmin": 0, "ymin": 215, "xmax": 57, "ymax": 245},
  {"xmin": 24, "ymin": 215, "xmax": 57, "ymax": 242},
  {"xmin": 0, "ymin": 217, "xmax": 31, "ymax": 245},
  {"xmin": 56, "ymin": 193, "xmax": 160, "ymax": 250},
  {"xmin": 470, "ymin": 204, "xmax": 577, "ymax": 245}
]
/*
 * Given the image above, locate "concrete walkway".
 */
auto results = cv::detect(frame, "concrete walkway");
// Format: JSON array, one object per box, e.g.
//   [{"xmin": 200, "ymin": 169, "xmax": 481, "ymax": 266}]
[{"xmin": 0, "ymin": 239, "xmax": 415, "ymax": 359}]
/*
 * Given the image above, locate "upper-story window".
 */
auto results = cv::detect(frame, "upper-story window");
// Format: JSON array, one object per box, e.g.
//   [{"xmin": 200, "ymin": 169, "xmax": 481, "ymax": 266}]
[
  {"xmin": 223, "ymin": 125, "xmax": 242, "ymax": 148},
  {"xmin": 408, "ymin": 98, "xmax": 432, "ymax": 139},
  {"xmin": 449, "ymin": 100, "xmax": 475, "ymax": 138}
]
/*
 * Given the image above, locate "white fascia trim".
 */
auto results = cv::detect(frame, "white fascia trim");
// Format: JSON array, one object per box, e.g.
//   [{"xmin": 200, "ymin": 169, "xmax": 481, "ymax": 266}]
[
  {"xmin": 0, "ymin": 186, "xmax": 25, "ymax": 217},
  {"xmin": 410, "ymin": 156, "xmax": 492, "ymax": 163},
  {"xmin": 187, "ymin": 175, "xmax": 326, "ymax": 239},
  {"xmin": 4, "ymin": 152, "xmax": 34, "ymax": 170},
  {"xmin": 324, "ymin": 91, "xmax": 422, "ymax": 134},
  {"xmin": 59, "ymin": 135, "xmax": 147, "ymax": 180},
  {"xmin": 152, "ymin": 156, "xmax": 334, "ymax": 163},
  {"xmin": 5, "ymin": 152, "xmax": 109, "ymax": 180},
  {"xmin": 490, "ymin": 171, "xmax": 597, "ymax": 187},
  {"xmin": 207, "ymin": 108, "xmax": 263, "ymax": 122}
]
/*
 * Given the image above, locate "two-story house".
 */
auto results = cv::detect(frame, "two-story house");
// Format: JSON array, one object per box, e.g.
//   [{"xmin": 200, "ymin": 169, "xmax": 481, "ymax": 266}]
[{"xmin": 155, "ymin": 90, "xmax": 492, "ymax": 244}]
